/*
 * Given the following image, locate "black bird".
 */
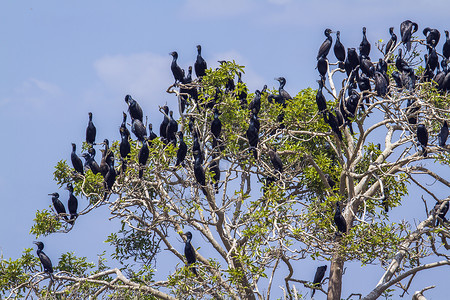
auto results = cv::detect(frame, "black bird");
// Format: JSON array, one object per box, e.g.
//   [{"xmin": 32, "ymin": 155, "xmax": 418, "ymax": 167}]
[
  {"xmin": 182, "ymin": 66, "xmax": 193, "ymax": 84},
  {"xmin": 316, "ymin": 80, "xmax": 327, "ymax": 114},
  {"xmin": 82, "ymin": 153, "xmax": 96, "ymax": 174},
  {"xmin": 131, "ymin": 118, "xmax": 147, "ymax": 142},
  {"xmin": 193, "ymin": 153, "xmax": 207, "ymax": 195},
  {"xmin": 391, "ymin": 71, "xmax": 403, "ymax": 89},
  {"xmin": 344, "ymin": 48, "xmax": 360, "ymax": 77},
  {"xmin": 400, "ymin": 20, "xmax": 418, "ymax": 52},
  {"xmin": 119, "ymin": 127, "xmax": 131, "ymax": 160},
  {"xmin": 317, "ymin": 28, "xmax": 333, "ymax": 60},
  {"xmin": 374, "ymin": 72, "xmax": 388, "ymax": 97},
  {"xmin": 311, "ymin": 265, "xmax": 327, "ymax": 297},
  {"xmin": 385, "ymin": 27, "xmax": 397, "ymax": 56},
  {"xmin": 246, "ymin": 112, "xmax": 259, "ymax": 159},
  {"xmin": 433, "ymin": 200, "xmax": 449, "ymax": 226},
  {"xmin": 443, "ymin": 31, "xmax": 450, "ymax": 60},
  {"xmin": 359, "ymin": 55, "xmax": 375, "ymax": 78},
  {"xmin": 423, "ymin": 27, "xmax": 440, "ymax": 48},
  {"xmin": 211, "ymin": 108, "xmax": 222, "ymax": 139},
  {"xmin": 49, "ymin": 192, "xmax": 68, "ymax": 220},
  {"xmin": 317, "ymin": 56, "xmax": 328, "ymax": 82},
  {"xmin": 86, "ymin": 112, "xmax": 96, "ymax": 145},
  {"xmin": 176, "ymin": 131, "xmax": 187, "ymax": 167},
  {"xmin": 324, "ymin": 174, "xmax": 335, "ymax": 189},
  {"xmin": 417, "ymin": 124, "xmax": 429, "ymax": 157},
  {"xmin": 276, "ymin": 77, "xmax": 292, "ymax": 102},
  {"xmin": 334, "ymin": 31, "xmax": 345, "ymax": 64},
  {"xmin": 138, "ymin": 140, "xmax": 149, "ymax": 178},
  {"xmin": 192, "ymin": 130, "xmax": 203, "ymax": 163},
  {"xmin": 438, "ymin": 121, "xmax": 448, "ymax": 147},
  {"xmin": 120, "ymin": 112, "xmax": 130, "ymax": 138},
  {"xmin": 268, "ymin": 149, "xmax": 283, "ymax": 173},
  {"xmin": 166, "ymin": 111, "xmax": 178, "ymax": 146},
  {"xmin": 194, "ymin": 45, "xmax": 207, "ymax": 78},
  {"xmin": 425, "ymin": 45, "xmax": 439, "ymax": 73},
  {"xmin": 334, "ymin": 201, "xmax": 347, "ymax": 234},
  {"xmin": 377, "ymin": 58, "xmax": 388, "ymax": 75},
  {"xmin": 359, "ymin": 27, "xmax": 371, "ymax": 57},
  {"xmin": 159, "ymin": 105, "xmax": 169, "ymax": 142},
  {"xmin": 125, "ymin": 95, "xmax": 143, "ymax": 122},
  {"xmin": 33, "ymin": 242, "xmax": 53, "ymax": 274},
  {"xmin": 325, "ymin": 111, "xmax": 343, "ymax": 141},
  {"xmin": 249, "ymin": 89, "xmax": 261, "ymax": 115},
  {"xmin": 358, "ymin": 72, "xmax": 372, "ymax": 93},
  {"xmin": 335, "ymin": 107, "xmax": 344, "ymax": 129},
  {"xmin": 71, "ymin": 143, "xmax": 84, "ymax": 175},
  {"xmin": 88, "ymin": 148, "xmax": 100, "ymax": 174},
  {"xmin": 104, "ymin": 157, "xmax": 117, "ymax": 191},
  {"xmin": 66, "ymin": 183, "xmax": 78, "ymax": 223},
  {"xmin": 184, "ymin": 232, "xmax": 197, "ymax": 276},
  {"xmin": 209, "ymin": 154, "xmax": 220, "ymax": 194},
  {"xmin": 406, "ymin": 99, "xmax": 419, "ymax": 125},
  {"xmin": 169, "ymin": 51, "xmax": 184, "ymax": 83},
  {"xmin": 148, "ymin": 123, "xmax": 158, "ymax": 146},
  {"xmin": 237, "ymin": 72, "xmax": 248, "ymax": 108},
  {"xmin": 396, "ymin": 48, "xmax": 413, "ymax": 73}
]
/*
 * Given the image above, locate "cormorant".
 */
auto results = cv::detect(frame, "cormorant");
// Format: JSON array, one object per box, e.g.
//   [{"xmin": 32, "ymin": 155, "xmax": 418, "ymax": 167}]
[
  {"xmin": 170, "ymin": 51, "xmax": 184, "ymax": 83},
  {"xmin": 71, "ymin": 143, "xmax": 84, "ymax": 175},
  {"xmin": 374, "ymin": 72, "xmax": 388, "ymax": 97},
  {"xmin": 148, "ymin": 123, "xmax": 158, "ymax": 146},
  {"xmin": 138, "ymin": 140, "xmax": 149, "ymax": 178},
  {"xmin": 268, "ymin": 149, "xmax": 283, "ymax": 173},
  {"xmin": 119, "ymin": 127, "xmax": 131, "ymax": 159},
  {"xmin": 131, "ymin": 117, "xmax": 147, "ymax": 142},
  {"xmin": 433, "ymin": 200, "xmax": 449, "ymax": 226},
  {"xmin": 396, "ymin": 48, "xmax": 414, "ymax": 73},
  {"xmin": 194, "ymin": 45, "xmax": 207, "ymax": 78},
  {"xmin": 249, "ymin": 90, "xmax": 261, "ymax": 115},
  {"xmin": 359, "ymin": 55, "xmax": 375, "ymax": 78},
  {"xmin": 86, "ymin": 112, "xmax": 96, "ymax": 145},
  {"xmin": 160, "ymin": 105, "xmax": 169, "ymax": 142},
  {"xmin": 246, "ymin": 112, "xmax": 259, "ymax": 159},
  {"xmin": 33, "ymin": 241, "xmax": 53, "ymax": 274},
  {"xmin": 325, "ymin": 111, "xmax": 343, "ymax": 141},
  {"xmin": 358, "ymin": 72, "xmax": 372, "ymax": 93},
  {"xmin": 324, "ymin": 174, "xmax": 335, "ymax": 189},
  {"xmin": 391, "ymin": 71, "xmax": 403, "ymax": 89},
  {"xmin": 359, "ymin": 27, "xmax": 371, "ymax": 57},
  {"xmin": 334, "ymin": 31, "xmax": 345, "ymax": 64},
  {"xmin": 237, "ymin": 72, "xmax": 248, "ymax": 109},
  {"xmin": 104, "ymin": 157, "xmax": 116, "ymax": 191},
  {"xmin": 176, "ymin": 131, "xmax": 187, "ymax": 167},
  {"xmin": 193, "ymin": 153, "xmax": 207, "ymax": 195},
  {"xmin": 125, "ymin": 95, "xmax": 143, "ymax": 122},
  {"xmin": 120, "ymin": 112, "xmax": 130, "ymax": 138},
  {"xmin": 192, "ymin": 130, "xmax": 203, "ymax": 163},
  {"xmin": 400, "ymin": 20, "xmax": 418, "ymax": 52},
  {"xmin": 316, "ymin": 80, "xmax": 327, "ymax": 114},
  {"xmin": 385, "ymin": 27, "xmax": 397, "ymax": 56},
  {"xmin": 311, "ymin": 265, "xmax": 327, "ymax": 297},
  {"xmin": 49, "ymin": 192, "xmax": 68, "ymax": 220},
  {"xmin": 344, "ymin": 48, "xmax": 360, "ymax": 77},
  {"xmin": 423, "ymin": 27, "xmax": 440, "ymax": 48},
  {"xmin": 317, "ymin": 56, "xmax": 328, "ymax": 82},
  {"xmin": 443, "ymin": 31, "xmax": 450, "ymax": 60},
  {"xmin": 417, "ymin": 124, "xmax": 428, "ymax": 157},
  {"xmin": 184, "ymin": 232, "xmax": 197, "ymax": 276},
  {"xmin": 211, "ymin": 108, "xmax": 222, "ymax": 139},
  {"xmin": 438, "ymin": 121, "xmax": 448, "ymax": 147},
  {"xmin": 209, "ymin": 154, "xmax": 220, "ymax": 194},
  {"xmin": 335, "ymin": 108, "xmax": 344, "ymax": 128},
  {"xmin": 334, "ymin": 201, "xmax": 347, "ymax": 234},
  {"xmin": 275, "ymin": 77, "xmax": 292, "ymax": 102},
  {"xmin": 182, "ymin": 66, "xmax": 193, "ymax": 84},
  {"xmin": 426, "ymin": 45, "xmax": 439, "ymax": 72},
  {"xmin": 376, "ymin": 58, "xmax": 388, "ymax": 76},
  {"xmin": 166, "ymin": 111, "xmax": 178, "ymax": 146},
  {"xmin": 406, "ymin": 99, "xmax": 419, "ymax": 125},
  {"xmin": 317, "ymin": 28, "xmax": 333, "ymax": 60},
  {"xmin": 66, "ymin": 183, "xmax": 78, "ymax": 223}
]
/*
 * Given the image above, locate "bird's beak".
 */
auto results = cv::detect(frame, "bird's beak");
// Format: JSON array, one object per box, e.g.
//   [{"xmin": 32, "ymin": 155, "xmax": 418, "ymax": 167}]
[
  {"xmin": 33, "ymin": 241, "xmax": 38, "ymax": 245},
  {"xmin": 48, "ymin": 193, "xmax": 53, "ymax": 196}
]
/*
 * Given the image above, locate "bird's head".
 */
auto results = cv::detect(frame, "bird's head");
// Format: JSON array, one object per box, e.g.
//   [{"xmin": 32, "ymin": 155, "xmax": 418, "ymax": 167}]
[
  {"xmin": 33, "ymin": 241, "xmax": 44, "ymax": 250},
  {"xmin": 169, "ymin": 51, "xmax": 178, "ymax": 58},
  {"xmin": 184, "ymin": 231, "xmax": 192, "ymax": 240},
  {"xmin": 124, "ymin": 94, "xmax": 132, "ymax": 104},
  {"xmin": 48, "ymin": 192, "xmax": 59, "ymax": 198},
  {"xmin": 65, "ymin": 183, "xmax": 74, "ymax": 192},
  {"xmin": 325, "ymin": 28, "xmax": 333, "ymax": 36}
]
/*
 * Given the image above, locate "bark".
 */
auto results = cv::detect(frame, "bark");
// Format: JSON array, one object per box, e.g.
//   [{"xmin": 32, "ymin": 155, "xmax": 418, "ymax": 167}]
[{"xmin": 327, "ymin": 253, "xmax": 344, "ymax": 300}]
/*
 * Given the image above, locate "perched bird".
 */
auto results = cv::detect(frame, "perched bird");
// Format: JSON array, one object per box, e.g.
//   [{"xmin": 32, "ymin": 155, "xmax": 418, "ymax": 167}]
[
  {"xmin": 209, "ymin": 154, "xmax": 220, "ymax": 194},
  {"xmin": 184, "ymin": 232, "xmax": 197, "ymax": 276},
  {"xmin": 82, "ymin": 152, "xmax": 99, "ymax": 175},
  {"xmin": 170, "ymin": 51, "xmax": 184, "ymax": 83},
  {"xmin": 426, "ymin": 45, "xmax": 439, "ymax": 72},
  {"xmin": 359, "ymin": 27, "xmax": 371, "ymax": 57},
  {"xmin": 377, "ymin": 58, "xmax": 388, "ymax": 75},
  {"xmin": 159, "ymin": 106, "xmax": 169, "ymax": 142},
  {"xmin": 417, "ymin": 124, "xmax": 429, "ymax": 157},
  {"xmin": 138, "ymin": 140, "xmax": 149, "ymax": 178},
  {"xmin": 359, "ymin": 55, "xmax": 375, "ymax": 78},
  {"xmin": 433, "ymin": 200, "xmax": 449, "ymax": 226},
  {"xmin": 166, "ymin": 111, "xmax": 178, "ymax": 146},
  {"xmin": 391, "ymin": 71, "xmax": 403, "ymax": 89},
  {"xmin": 120, "ymin": 112, "xmax": 130, "ymax": 138},
  {"xmin": 86, "ymin": 112, "xmax": 96, "ymax": 145},
  {"xmin": 193, "ymin": 154, "xmax": 207, "ymax": 195},
  {"xmin": 334, "ymin": 31, "xmax": 345, "ymax": 64},
  {"xmin": 334, "ymin": 201, "xmax": 347, "ymax": 234},
  {"xmin": 325, "ymin": 111, "xmax": 343, "ymax": 141},
  {"xmin": 125, "ymin": 95, "xmax": 143, "ymax": 122},
  {"xmin": 423, "ymin": 27, "xmax": 440, "ymax": 48},
  {"xmin": 400, "ymin": 20, "xmax": 418, "ymax": 52},
  {"xmin": 311, "ymin": 265, "xmax": 327, "ymax": 297},
  {"xmin": 211, "ymin": 108, "xmax": 222, "ymax": 139},
  {"xmin": 443, "ymin": 30, "xmax": 450, "ymax": 60},
  {"xmin": 131, "ymin": 118, "xmax": 147, "ymax": 142},
  {"xmin": 396, "ymin": 48, "xmax": 414, "ymax": 74},
  {"xmin": 374, "ymin": 72, "xmax": 388, "ymax": 97},
  {"xmin": 71, "ymin": 143, "xmax": 84, "ymax": 175},
  {"xmin": 104, "ymin": 157, "xmax": 117, "ymax": 192},
  {"xmin": 385, "ymin": 27, "xmax": 397, "ymax": 56},
  {"xmin": 438, "ymin": 121, "xmax": 449, "ymax": 147},
  {"xmin": 246, "ymin": 112, "xmax": 259, "ymax": 160},
  {"xmin": 268, "ymin": 149, "xmax": 283, "ymax": 173},
  {"xmin": 119, "ymin": 127, "xmax": 131, "ymax": 160},
  {"xmin": 344, "ymin": 48, "xmax": 359, "ymax": 77},
  {"xmin": 148, "ymin": 123, "xmax": 158, "ymax": 146},
  {"xmin": 192, "ymin": 131, "xmax": 203, "ymax": 163},
  {"xmin": 237, "ymin": 72, "xmax": 248, "ymax": 109},
  {"xmin": 316, "ymin": 80, "xmax": 327, "ymax": 113},
  {"xmin": 275, "ymin": 77, "xmax": 292, "ymax": 102},
  {"xmin": 317, "ymin": 28, "xmax": 333, "ymax": 60},
  {"xmin": 249, "ymin": 90, "xmax": 262, "ymax": 115},
  {"xmin": 406, "ymin": 99, "xmax": 420, "ymax": 125},
  {"xmin": 324, "ymin": 174, "xmax": 335, "ymax": 189},
  {"xmin": 194, "ymin": 45, "xmax": 207, "ymax": 78},
  {"xmin": 66, "ymin": 183, "xmax": 78, "ymax": 223},
  {"xmin": 33, "ymin": 242, "xmax": 53, "ymax": 274},
  {"xmin": 49, "ymin": 192, "xmax": 68, "ymax": 220},
  {"xmin": 176, "ymin": 131, "xmax": 187, "ymax": 167},
  {"xmin": 317, "ymin": 56, "xmax": 328, "ymax": 82}
]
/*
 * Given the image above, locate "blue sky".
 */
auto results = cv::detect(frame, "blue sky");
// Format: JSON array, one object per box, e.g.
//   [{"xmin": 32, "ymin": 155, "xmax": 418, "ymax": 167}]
[{"xmin": 1, "ymin": 1, "xmax": 450, "ymax": 299}]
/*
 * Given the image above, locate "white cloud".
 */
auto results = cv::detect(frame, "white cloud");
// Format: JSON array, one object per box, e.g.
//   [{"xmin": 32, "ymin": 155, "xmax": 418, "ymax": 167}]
[{"xmin": 93, "ymin": 52, "xmax": 173, "ymax": 104}]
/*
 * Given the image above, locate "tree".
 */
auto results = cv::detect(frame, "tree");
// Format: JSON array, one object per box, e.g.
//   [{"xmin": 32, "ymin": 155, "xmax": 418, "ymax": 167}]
[{"xmin": 1, "ymin": 24, "xmax": 450, "ymax": 300}]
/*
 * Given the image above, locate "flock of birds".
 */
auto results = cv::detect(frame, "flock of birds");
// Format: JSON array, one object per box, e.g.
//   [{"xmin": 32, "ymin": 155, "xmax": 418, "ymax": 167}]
[{"xmin": 33, "ymin": 20, "xmax": 450, "ymax": 296}]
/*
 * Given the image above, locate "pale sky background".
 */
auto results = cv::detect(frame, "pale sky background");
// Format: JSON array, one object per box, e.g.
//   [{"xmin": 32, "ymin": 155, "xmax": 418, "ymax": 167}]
[{"xmin": 1, "ymin": 1, "xmax": 450, "ymax": 299}]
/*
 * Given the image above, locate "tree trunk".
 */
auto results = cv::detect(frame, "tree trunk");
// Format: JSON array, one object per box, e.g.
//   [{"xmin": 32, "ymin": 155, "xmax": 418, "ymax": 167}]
[{"xmin": 327, "ymin": 253, "xmax": 344, "ymax": 300}]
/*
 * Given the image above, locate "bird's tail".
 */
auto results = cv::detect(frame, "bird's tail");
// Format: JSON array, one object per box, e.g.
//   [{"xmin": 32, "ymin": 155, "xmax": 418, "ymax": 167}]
[{"xmin": 422, "ymin": 145, "xmax": 428, "ymax": 157}]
